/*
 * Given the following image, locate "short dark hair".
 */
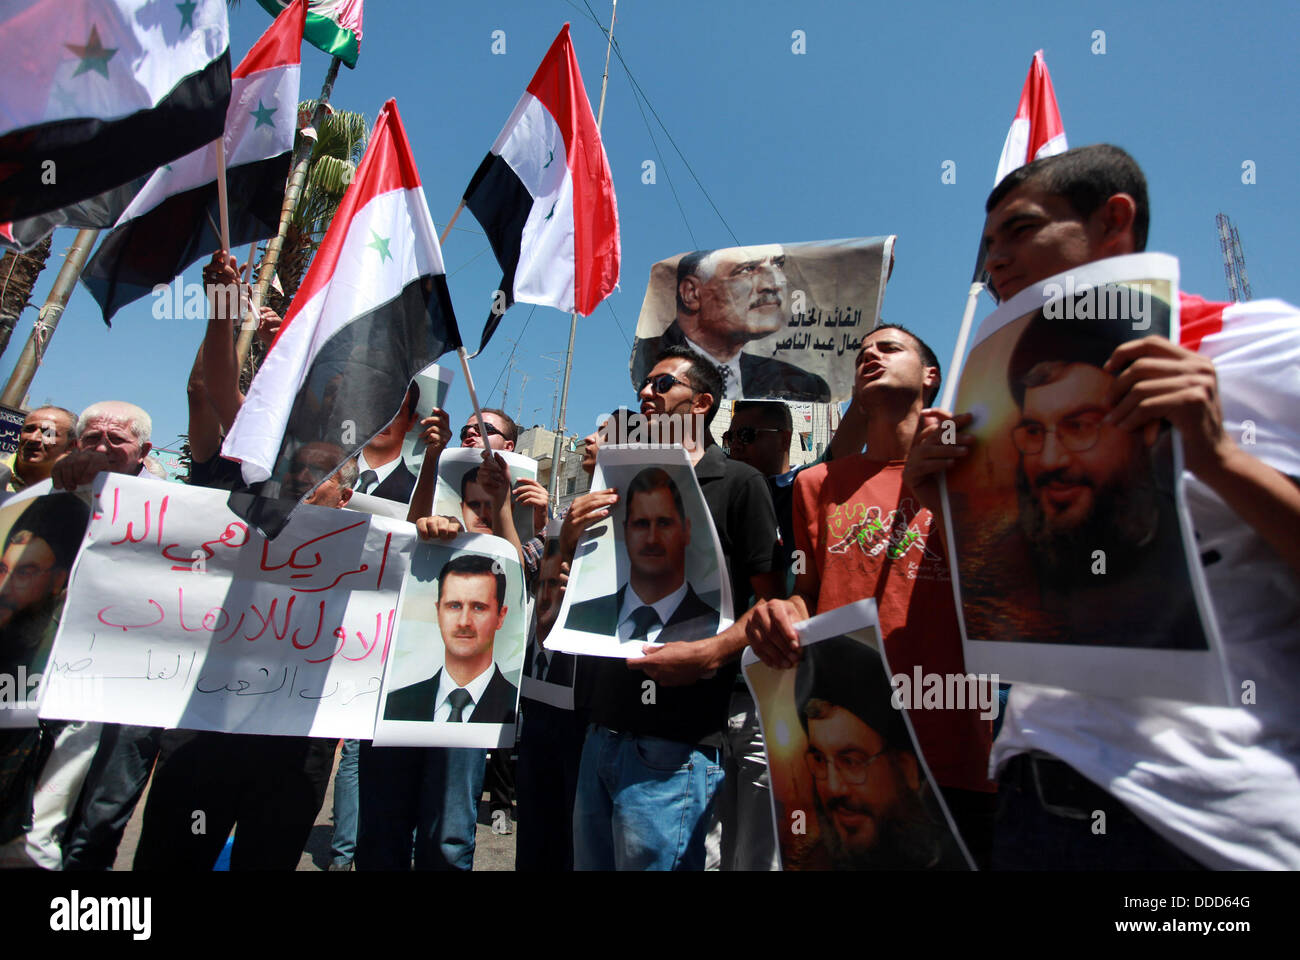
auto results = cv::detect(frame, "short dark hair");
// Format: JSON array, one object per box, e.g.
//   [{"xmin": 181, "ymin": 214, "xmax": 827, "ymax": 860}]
[
  {"xmin": 460, "ymin": 464, "xmax": 482, "ymax": 502},
  {"xmin": 437, "ymin": 553, "xmax": 506, "ymax": 608},
  {"xmin": 5, "ymin": 493, "xmax": 91, "ymax": 571},
  {"xmin": 480, "ymin": 408, "xmax": 517, "ymax": 444},
  {"xmin": 624, "ymin": 467, "xmax": 686, "ymax": 525},
  {"xmin": 652, "ymin": 345, "xmax": 724, "ymax": 426},
  {"xmin": 864, "ymin": 323, "xmax": 942, "ymax": 406},
  {"xmin": 986, "ymin": 144, "xmax": 1149, "ymax": 252},
  {"xmin": 733, "ymin": 400, "xmax": 793, "ymax": 433},
  {"xmin": 405, "ymin": 382, "xmax": 420, "ymax": 417}
]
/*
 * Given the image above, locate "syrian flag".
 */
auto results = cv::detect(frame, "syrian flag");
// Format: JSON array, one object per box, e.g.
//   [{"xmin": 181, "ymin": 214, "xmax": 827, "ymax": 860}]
[
  {"xmin": 80, "ymin": 0, "xmax": 305, "ymax": 324},
  {"xmin": 0, "ymin": 175, "xmax": 146, "ymax": 252},
  {"xmin": 0, "ymin": 0, "xmax": 232, "ymax": 224},
  {"xmin": 464, "ymin": 23, "xmax": 619, "ymax": 353},
  {"xmin": 256, "ymin": 0, "xmax": 363, "ymax": 68},
  {"xmin": 222, "ymin": 98, "xmax": 461, "ymax": 538},
  {"xmin": 993, "ymin": 49, "xmax": 1068, "ymax": 187}
]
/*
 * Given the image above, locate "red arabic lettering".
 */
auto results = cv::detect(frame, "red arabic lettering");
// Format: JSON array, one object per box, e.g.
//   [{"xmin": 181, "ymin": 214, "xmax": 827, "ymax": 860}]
[
  {"xmin": 162, "ymin": 521, "xmax": 249, "ymax": 570},
  {"xmin": 176, "ymin": 587, "xmax": 231, "ymax": 633},
  {"xmin": 260, "ymin": 519, "xmax": 367, "ymax": 575},
  {"xmin": 97, "ymin": 599, "xmax": 165, "ymax": 631},
  {"xmin": 290, "ymin": 600, "xmax": 328, "ymax": 651},
  {"xmin": 304, "ymin": 626, "xmax": 348, "ymax": 664},
  {"xmin": 110, "ymin": 495, "xmax": 171, "ymax": 547}
]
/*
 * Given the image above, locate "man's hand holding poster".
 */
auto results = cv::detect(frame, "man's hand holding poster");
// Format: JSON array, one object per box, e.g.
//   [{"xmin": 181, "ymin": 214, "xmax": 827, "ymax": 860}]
[{"xmin": 939, "ymin": 253, "xmax": 1230, "ymax": 704}]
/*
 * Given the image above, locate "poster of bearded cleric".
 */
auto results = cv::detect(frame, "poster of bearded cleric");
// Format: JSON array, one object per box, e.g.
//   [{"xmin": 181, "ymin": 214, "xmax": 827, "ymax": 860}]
[
  {"xmin": 546, "ymin": 445, "xmax": 731, "ymax": 658},
  {"xmin": 743, "ymin": 600, "xmax": 972, "ymax": 871},
  {"xmin": 0, "ymin": 484, "xmax": 91, "ymax": 727},
  {"xmin": 629, "ymin": 238, "xmax": 894, "ymax": 403},
  {"xmin": 372, "ymin": 534, "xmax": 525, "ymax": 748},
  {"xmin": 941, "ymin": 253, "xmax": 1228, "ymax": 705}
]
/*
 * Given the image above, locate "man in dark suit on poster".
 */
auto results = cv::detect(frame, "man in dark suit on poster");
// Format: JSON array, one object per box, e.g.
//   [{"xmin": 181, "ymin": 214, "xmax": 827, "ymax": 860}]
[
  {"xmin": 384, "ymin": 554, "xmax": 518, "ymax": 724},
  {"xmin": 565, "ymin": 466, "xmax": 720, "ymax": 644},
  {"xmin": 631, "ymin": 245, "xmax": 831, "ymax": 403}
]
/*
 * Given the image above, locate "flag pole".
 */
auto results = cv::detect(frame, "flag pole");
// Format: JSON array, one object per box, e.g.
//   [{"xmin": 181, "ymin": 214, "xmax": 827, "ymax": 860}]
[
  {"xmin": 235, "ymin": 54, "xmax": 344, "ymax": 375},
  {"xmin": 439, "ymin": 200, "xmax": 465, "ymax": 246},
  {"xmin": 547, "ymin": 0, "xmax": 618, "ymax": 510},
  {"xmin": 214, "ymin": 138, "xmax": 233, "ymax": 254}
]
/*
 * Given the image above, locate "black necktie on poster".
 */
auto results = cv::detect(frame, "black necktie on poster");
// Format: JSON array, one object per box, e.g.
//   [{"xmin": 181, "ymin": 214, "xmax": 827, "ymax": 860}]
[
  {"xmin": 447, "ymin": 688, "xmax": 473, "ymax": 722},
  {"xmin": 628, "ymin": 605, "xmax": 662, "ymax": 641},
  {"xmin": 715, "ymin": 363, "xmax": 733, "ymax": 394},
  {"xmin": 535, "ymin": 649, "xmax": 549, "ymax": 681},
  {"xmin": 358, "ymin": 469, "xmax": 378, "ymax": 494}
]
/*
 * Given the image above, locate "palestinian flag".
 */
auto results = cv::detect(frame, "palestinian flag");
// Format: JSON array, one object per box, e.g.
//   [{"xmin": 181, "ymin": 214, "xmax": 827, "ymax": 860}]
[
  {"xmin": 222, "ymin": 98, "xmax": 461, "ymax": 538},
  {"xmin": 464, "ymin": 22, "xmax": 619, "ymax": 353},
  {"xmin": 0, "ymin": 0, "xmax": 232, "ymax": 223},
  {"xmin": 80, "ymin": 0, "xmax": 305, "ymax": 324},
  {"xmin": 256, "ymin": 0, "xmax": 363, "ymax": 68},
  {"xmin": 993, "ymin": 49, "xmax": 1068, "ymax": 187}
]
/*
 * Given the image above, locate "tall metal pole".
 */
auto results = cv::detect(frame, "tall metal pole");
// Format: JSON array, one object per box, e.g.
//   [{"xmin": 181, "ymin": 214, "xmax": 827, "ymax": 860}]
[
  {"xmin": 547, "ymin": 0, "xmax": 617, "ymax": 510},
  {"xmin": 0, "ymin": 228, "xmax": 99, "ymax": 407},
  {"xmin": 234, "ymin": 55, "xmax": 343, "ymax": 374}
]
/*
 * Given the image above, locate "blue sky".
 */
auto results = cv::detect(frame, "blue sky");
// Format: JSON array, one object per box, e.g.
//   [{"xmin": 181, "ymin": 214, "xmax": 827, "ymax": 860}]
[{"xmin": 14, "ymin": 0, "xmax": 1300, "ymax": 454}]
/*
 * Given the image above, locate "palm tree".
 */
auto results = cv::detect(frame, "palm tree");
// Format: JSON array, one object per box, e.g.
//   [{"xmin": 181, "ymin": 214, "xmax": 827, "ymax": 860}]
[{"xmin": 0, "ymin": 234, "xmax": 53, "ymax": 362}]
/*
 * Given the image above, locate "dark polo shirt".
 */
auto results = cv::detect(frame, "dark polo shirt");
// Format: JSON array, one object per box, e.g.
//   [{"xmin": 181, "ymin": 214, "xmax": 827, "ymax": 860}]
[{"xmin": 587, "ymin": 443, "xmax": 778, "ymax": 746}]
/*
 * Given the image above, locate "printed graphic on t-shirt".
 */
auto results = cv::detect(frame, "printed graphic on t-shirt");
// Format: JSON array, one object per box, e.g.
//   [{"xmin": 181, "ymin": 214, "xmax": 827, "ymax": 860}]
[{"xmin": 824, "ymin": 497, "xmax": 946, "ymax": 581}]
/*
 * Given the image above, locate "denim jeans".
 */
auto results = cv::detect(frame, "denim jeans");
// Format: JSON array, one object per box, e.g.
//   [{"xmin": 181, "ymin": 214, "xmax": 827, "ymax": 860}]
[
  {"xmin": 357, "ymin": 744, "xmax": 486, "ymax": 871},
  {"xmin": 330, "ymin": 739, "xmax": 360, "ymax": 866},
  {"xmin": 573, "ymin": 724, "xmax": 724, "ymax": 871}
]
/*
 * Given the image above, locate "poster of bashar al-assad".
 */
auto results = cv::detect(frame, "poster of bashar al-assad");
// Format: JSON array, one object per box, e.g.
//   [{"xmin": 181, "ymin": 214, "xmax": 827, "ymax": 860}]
[
  {"xmin": 520, "ymin": 518, "xmax": 576, "ymax": 710},
  {"xmin": 743, "ymin": 600, "xmax": 973, "ymax": 871},
  {"xmin": 942, "ymin": 253, "xmax": 1228, "ymax": 705},
  {"xmin": 545, "ymin": 445, "xmax": 732, "ymax": 658},
  {"xmin": 629, "ymin": 237, "xmax": 894, "ymax": 403},
  {"xmin": 432, "ymin": 447, "xmax": 540, "ymax": 545},
  {"xmin": 399, "ymin": 362, "xmax": 454, "ymax": 473},
  {"xmin": 373, "ymin": 533, "xmax": 525, "ymax": 748},
  {"xmin": 0, "ymin": 482, "xmax": 91, "ymax": 728}
]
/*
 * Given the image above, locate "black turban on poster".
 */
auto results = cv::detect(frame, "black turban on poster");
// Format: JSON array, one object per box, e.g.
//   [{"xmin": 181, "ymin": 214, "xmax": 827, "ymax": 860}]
[
  {"xmin": 6, "ymin": 493, "xmax": 91, "ymax": 571},
  {"xmin": 795, "ymin": 635, "xmax": 910, "ymax": 751}
]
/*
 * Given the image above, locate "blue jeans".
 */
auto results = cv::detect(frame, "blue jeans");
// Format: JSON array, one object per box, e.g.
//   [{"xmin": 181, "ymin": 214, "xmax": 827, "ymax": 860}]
[
  {"xmin": 329, "ymin": 739, "xmax": 360, "ymax": 866},
  {"xmin": 573, "ymin": 725, "xmax": 724, "ymax": 871},
  {"xmin": 357, "ymin": 744, "xmax": 486, "ymax": 871}
]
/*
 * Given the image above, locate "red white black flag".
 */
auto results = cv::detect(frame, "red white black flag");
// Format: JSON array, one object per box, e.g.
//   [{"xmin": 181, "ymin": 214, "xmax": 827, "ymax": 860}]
[
  {"xmin": 223, "ymin": 99, "xmax": 461, "ymax": 538},
  {"xmin": 463, "ymin": 23, "xmax": 619, "ymax": 352}
]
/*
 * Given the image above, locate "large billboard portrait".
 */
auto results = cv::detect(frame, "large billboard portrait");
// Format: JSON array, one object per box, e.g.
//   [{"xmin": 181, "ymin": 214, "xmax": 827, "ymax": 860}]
[
  {"xmin": 942, "ymin": 253, "xmax": 1228, "ymax": 704},
  {"xmin": 744, "ymin": 600, "xmax": 973, "ymax": 871},
  {"xmin": 629, "ymin": 237, "xmax": 894, "ymax": 403}
]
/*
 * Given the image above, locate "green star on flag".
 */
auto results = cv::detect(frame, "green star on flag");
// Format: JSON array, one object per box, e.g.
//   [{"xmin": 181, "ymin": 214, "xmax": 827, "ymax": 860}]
[
  {"xmin": 366, "ymin": 230, "xmax": 392, "ymax": 262},
  {"xmin": 176, "ymin": 1, "xmax": 198, "ymax": 31},
  {"xmin": 67, "ymin": 25, "xmax": 118, "ymax": 79},
  {"xmin": 251, "ymin": 99, "xmax": 277, "ymax": 129}
]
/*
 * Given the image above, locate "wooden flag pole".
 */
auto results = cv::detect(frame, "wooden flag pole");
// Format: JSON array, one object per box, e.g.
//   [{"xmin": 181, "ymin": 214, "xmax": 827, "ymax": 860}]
[
  {"xmin": 938, "ymin": 280, "xmax": 985, "ymax": 411},
  {"xmin": 439, "ymin": 200, "xmax": 465, "ymax": 246},
  {"xmin": 547, "ymin": 0, "xmax": 618, "ymax": 510},
  {"xmin": 235, "ymin": 54, "xmax": 344, "ymax": 375},
  {"xmin": 214, "ymin": 137, "xmax": 233, "ymax": 253}
]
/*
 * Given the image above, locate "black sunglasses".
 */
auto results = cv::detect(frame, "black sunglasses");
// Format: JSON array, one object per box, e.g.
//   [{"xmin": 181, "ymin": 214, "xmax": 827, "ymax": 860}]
[
  {"xmin": 722, "ymin": 426, "xmax": 783, "ymax": 447},
  {"xmin": 638, "ymin": 372, "xmax": 693, "ymax": 395},
  {"xmin": 460, "ymin": 421, "xmax": 503, "ymax": 442}
]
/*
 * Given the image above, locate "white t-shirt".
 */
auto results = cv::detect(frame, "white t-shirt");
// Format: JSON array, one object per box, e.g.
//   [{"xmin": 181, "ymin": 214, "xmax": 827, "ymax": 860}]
[{"xmin": 991, "ymin": 296, "xmax": 1300, "ymax": 870}]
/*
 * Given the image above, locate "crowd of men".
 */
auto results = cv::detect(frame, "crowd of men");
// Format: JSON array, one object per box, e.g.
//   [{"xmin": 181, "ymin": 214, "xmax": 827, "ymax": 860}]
[{"xmin": 0, "ymin": 143, "xmax": 1296, "ymax": 871}]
